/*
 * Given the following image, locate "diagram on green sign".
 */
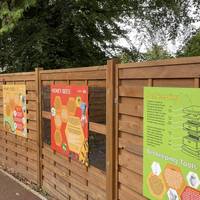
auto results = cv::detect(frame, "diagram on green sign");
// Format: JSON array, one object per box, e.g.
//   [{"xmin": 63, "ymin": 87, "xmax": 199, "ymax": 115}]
[{"xmin": 182, "ymin": 106, "xmax": 200, "ymax": 159}]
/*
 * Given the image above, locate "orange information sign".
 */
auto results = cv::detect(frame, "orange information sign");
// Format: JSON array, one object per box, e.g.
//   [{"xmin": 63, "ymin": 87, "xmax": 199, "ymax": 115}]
[
  {"xmin": 3, "ymin": 85, "xmax": 27, "ymax": 137},
  {"xmin": 51, "ymin": 84, "xmax": 88, "ymax": 166}
]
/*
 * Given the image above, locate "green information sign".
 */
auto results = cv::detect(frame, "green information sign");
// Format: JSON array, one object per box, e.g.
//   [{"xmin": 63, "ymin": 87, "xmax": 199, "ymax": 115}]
[{"xmin": 143, "ymin": 87, "xmax": 200, "ymax": 200}]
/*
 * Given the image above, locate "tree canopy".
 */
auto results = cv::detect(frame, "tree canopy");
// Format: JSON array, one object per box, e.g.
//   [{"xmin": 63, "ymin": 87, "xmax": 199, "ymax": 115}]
[
  {"xmin": 143, "ymin": 45, "xmax": 172, "ymax": 61},
  {"xmin": 119, "ymin": 44, "xmax": 172, "ymax": 63},
  {"xmin": 0, "ymin": 0, "xmax": 200, "ymax": 72},
  {"xmin": 177, "ymin": 30, "xmax": 200, "ymax": 57}
]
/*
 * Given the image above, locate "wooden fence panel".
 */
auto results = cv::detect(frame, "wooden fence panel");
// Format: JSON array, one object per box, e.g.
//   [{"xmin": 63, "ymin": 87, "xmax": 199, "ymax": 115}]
[
  {"xmin": 0, "ymin": 73, "xmax": 39, "ymax": 184},
  {"xmin": 40, "ymin": 66, "xmax": 107, "ymax": 200},
  {"xmin": 116, "ymin": 57, "xmax": 200, "ymax": 200}
]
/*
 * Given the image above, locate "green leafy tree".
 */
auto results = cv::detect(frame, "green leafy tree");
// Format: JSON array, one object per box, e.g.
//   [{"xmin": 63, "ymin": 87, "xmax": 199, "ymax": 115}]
[
  {"xmin": 119, "ymin": 45, "xmax": 172, "ymax": 63},
  {"xmin": 143, "ymin": 45, "xmax": 172, "ymax": 61},
  {"xmin": 177, "ymin": 30, "xmax": 200, "ymax": 57},
  {"xmin": 119, "ymin": 48, "xmax": 144, "ymax": 63},
  {"xmin": 1, "ymin": 0, "xmax": 200, "ymax": 37},
  {"xmin": 0, "ymin": 0, "xmax": 37, "ymax": 34},
  {"xmin": 0, "ymin": 0, "xmax": 200, "ymax": 72}
]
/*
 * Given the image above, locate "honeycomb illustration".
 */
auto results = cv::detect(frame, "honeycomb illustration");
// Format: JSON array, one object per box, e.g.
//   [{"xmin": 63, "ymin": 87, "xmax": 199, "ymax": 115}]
[
  {"xmin": 67, "ymin": 97, "xmax": 77, "ymax": 116},
  {"xmin": 61, "ymin": 105, "xmax": 68, "ymax": 123},
  {"xmin": 163, "ymin": 164, "xmax": 186, "ymax": 195},
  {"xmin": 54, "ymin": 96, "xmax": 62, "ymax": 110},
  {"xmin": 54, "ymin": 129, "xmax": 62, "ymax": 146},
  {"xmin": 147, "ymin": 173, "xmax": 166, "ymax": 199},
  {"xmin": 55, "ymin": 115, "xmax": 62, "ymax": 129},
  {"xmin": 181, "ymin": 186, "xmax": 200, "ymax": 200}
]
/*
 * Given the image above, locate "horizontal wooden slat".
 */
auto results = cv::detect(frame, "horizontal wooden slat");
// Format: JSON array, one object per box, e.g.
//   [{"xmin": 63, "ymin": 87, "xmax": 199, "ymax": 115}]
[
  {"xmin": 40, "ymin": 71, "xmax": 106, "ymax": 80},
  {"xmin": 119, "ymin": 116, "xmax": 143, "ymax": 137},
  {"xmin": 88, "ymin": 80, "xmax": 106, "ymax": 87},
  {"xmin": 27, "ymin": 101, "xmax": 37, "ymax": 111},
  {"xmin": 0, "ymin": 74, "xmax": 35, "ymax": 81},
  {"xmin": 27, "ymin": 111, "xmax": 36, "ymax": 121},
  {"xmin": 117, "ymin": 56, "xmax": 200, "ymax": 69},
  {"xmin": 119, "ymin": 64, "xmax": 200, "ymax": 79},
  {"xmin": 119, "ymin": 167, "xmax": 143, "ymax": 195},
  {"xmin": 119, "ymin": 86, "xmax": 143, "ymax": 98},
  {"xmin": 26, "ymin": 91, "xmax": 37, "ymax": 101},
  {"xmin": 27, "ymin": 120, "xmax": 37, "ymax": 131},
  {"xmin": 89, "ymin": 122, "xmax": 106, "ymax": 135},
  {"xmin": 119, "ymin": 100, "xmax": 143, "ymax": 117},
  {"xmin": 119, "ymin": 184, "xmax": 147, "ymax": 200},
  {"xmin": 153, "ymin": 78, "xmax": 194, "ymax": 87},
  {"xmin": 119, "ymin": 150, "xmax": 142, "ymax": 175},
  {"xmin": 42, "ymin": 111, "xmax": 51, "ymax": 119},
  {"xmin": 119, "ymin": 132, "xmax": 143, "ymax": 156},
  {"xmin": 40, "ymin": 65, "xmax": 106, "ymax": 74}
]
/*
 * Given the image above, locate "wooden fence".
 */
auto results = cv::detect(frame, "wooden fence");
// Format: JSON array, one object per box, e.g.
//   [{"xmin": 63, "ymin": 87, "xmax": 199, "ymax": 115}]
[
  {"xmin": 0, "ymin": 72, "xmax": 39, "ymax": 183},
  {"xmin": 40, "ymin": 66, "xmax": 107, "ymax": 200},
  {"xmin": 0, "ymin": 56, "xmax": 200, "ymax": 200},
  {"xmin": 115, "ymin": 57, "xmax": 200, "ymax": 200}
]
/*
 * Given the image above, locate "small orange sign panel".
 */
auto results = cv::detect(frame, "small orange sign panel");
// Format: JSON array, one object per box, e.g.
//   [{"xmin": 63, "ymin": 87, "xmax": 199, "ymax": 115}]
[{"xmin": 3, "ymin": 85, "xmax": 27, "ymax": 137}]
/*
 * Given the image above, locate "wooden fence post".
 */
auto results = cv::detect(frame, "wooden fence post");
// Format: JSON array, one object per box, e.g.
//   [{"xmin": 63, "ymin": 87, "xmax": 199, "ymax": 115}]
[
  {"xmin": 114, "ymin": 61, "xmax": 119, "ymax": 200},
  {"xmin": 106, "ymin": 59, "xmax": 117, "ymax": 200},
  {"xmin": 35, "ymin": 67, "xmax": 43, "ymax": 187}
]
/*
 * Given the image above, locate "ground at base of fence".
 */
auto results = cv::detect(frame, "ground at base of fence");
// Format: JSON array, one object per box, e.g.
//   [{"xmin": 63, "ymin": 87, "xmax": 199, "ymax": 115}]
[{"xmin": 0, "ymin": 170, "xmax": 44, "ymax": 200}]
